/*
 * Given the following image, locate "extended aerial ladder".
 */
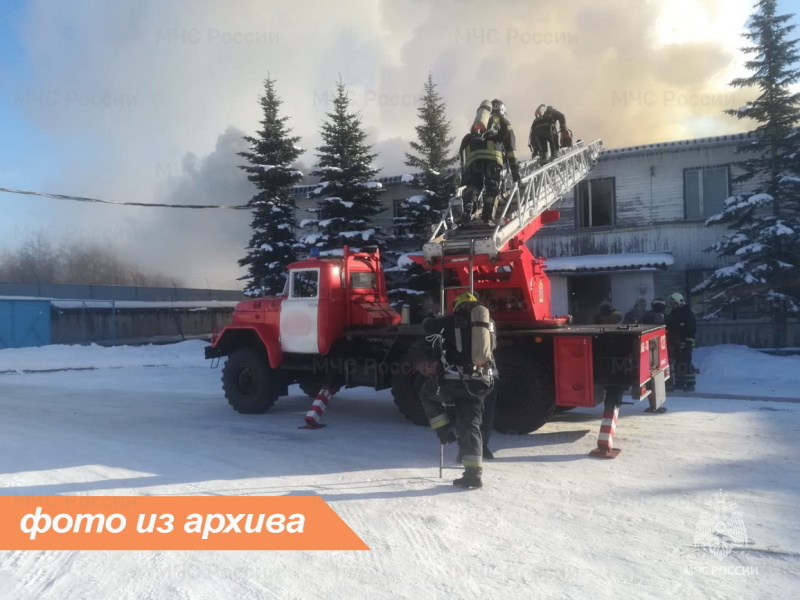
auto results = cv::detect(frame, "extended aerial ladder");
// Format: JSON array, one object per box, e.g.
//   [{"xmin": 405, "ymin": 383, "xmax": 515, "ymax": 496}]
[
  {"xmin": 423, "ymin": 140, "xmax": 604, "ymax": 261},
  {"xmin": 414, "ymin": 140, "xmax": 604, "ymax": 323}
]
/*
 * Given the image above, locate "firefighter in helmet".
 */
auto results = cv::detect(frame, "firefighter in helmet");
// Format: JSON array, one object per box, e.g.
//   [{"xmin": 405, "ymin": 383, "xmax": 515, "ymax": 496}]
[
  {"xmin": 642, "ymin": 298, "xmax": 667, "ymax": 325},
  {"xmin": 419, "ymin": 292, "xmax": 496, "ymax": 489},
  {"xmin": 529, "ymin": 104, "xmax": 570, "ymax": 163},
  {"xmin": 458, "ymin": 99, "xmax": 521, "ymax": 226},
  {"xmin": 594, "ymin": 302, "xmax": 623, "ymax": 325},
  {"xmin": 665, "ymin": 292, "xmax": 697, "ymax": 391}
]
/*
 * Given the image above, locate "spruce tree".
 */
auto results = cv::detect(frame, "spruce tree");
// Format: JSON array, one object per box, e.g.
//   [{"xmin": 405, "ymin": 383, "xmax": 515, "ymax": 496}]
[
  {"xmin": 237, "ymin": 77, "xmax": 304, "ymax": 296},
  {"xmin": 696, "ymin": 0, "xmax": 800, "ymax": 345},
  {"xmin": 387, "ymin": 74, "xmax": 459, "ymax": 319},
  {"xmin": 304, "ymin": 80, "xmax": 384, "ymax": 253},
  {"xmin": 396, "ymin": 74, "xmax": 459, "ymax": 242}
]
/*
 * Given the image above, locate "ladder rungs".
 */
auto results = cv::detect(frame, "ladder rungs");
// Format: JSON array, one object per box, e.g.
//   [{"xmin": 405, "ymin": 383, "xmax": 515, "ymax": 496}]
[
  {"xmin": 439, "ymin": 240, "xmax": 475, "ymax": 313},
  {"xmin": 425, "ymin": 140, "xmax": 603, "ymax": 262}
]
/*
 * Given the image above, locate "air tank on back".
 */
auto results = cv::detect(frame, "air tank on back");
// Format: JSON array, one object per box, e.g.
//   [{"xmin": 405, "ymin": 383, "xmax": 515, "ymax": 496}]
[{"xmin": 472, "ymin": 99, "xmax": 493, "ymax": 136}]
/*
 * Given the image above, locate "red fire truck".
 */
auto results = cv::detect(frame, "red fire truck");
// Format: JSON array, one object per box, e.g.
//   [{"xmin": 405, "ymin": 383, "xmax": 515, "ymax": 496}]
[{"xmin": 205, "ymin": 141, "xmax": 669, "ymax": 457}]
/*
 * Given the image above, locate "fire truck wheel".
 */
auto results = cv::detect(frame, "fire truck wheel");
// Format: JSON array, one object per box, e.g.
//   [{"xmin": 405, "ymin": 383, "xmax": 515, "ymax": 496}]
[
  {"xmin": 493, "ymin": 352, "xmax": 555, "ymax": 434},
  {"xmin": 391, "ymin": 346, "xmax": 430, "ymax": 427},
  {"xmin": 222, "ymin": 347, "xmax": 279, "ymax": 414}
]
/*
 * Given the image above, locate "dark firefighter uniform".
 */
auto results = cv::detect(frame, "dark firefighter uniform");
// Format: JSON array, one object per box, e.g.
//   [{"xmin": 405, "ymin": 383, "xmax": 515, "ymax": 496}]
[
  {"xmin": 421, "ymin": 293, "xmax": 494, "ymax": 489},
  {"xmin": 459, "ymin": 113, "xmax": 521, "ymax": 225},
  {"xmin": 642, "ymin": 298, "xmax": 667, "ymax": 325},
  {"xmin": 529, "ymin": 104, "xmax": 569, "ymax": 163},
  {"xmin": 666, "ymin": 293, "xmax": 697, "ymax": 391}
]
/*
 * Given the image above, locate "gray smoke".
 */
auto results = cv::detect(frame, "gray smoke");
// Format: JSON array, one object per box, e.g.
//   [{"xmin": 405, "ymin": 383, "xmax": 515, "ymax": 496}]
[{"xmin": 10, "ymin": 0, "xmax": 761, "ymax": 287}]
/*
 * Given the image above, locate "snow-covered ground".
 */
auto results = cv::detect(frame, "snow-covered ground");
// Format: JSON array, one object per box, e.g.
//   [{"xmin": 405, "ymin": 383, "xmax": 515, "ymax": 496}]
[{"xmin": 1, "ymin": 341, "xmax": 799, "ymax": 599}]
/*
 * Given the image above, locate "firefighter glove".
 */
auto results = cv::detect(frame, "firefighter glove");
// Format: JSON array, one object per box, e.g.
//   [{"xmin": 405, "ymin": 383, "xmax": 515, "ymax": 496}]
[
  {"xmin": 436, "ymin": 427, "xmax": 457, "ymax": 445},
  {"xmin": 686, "ymin": 338, "xmax": 696, "ymax": 348},
  {"xmin": 512, "ymin": 170, "xmax": 521, "ymax": 184}
]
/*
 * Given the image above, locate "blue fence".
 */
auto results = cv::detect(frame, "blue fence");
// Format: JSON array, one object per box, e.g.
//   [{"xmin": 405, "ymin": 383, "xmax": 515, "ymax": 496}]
[{"xmin": 0, "ymin": 299, "xmax": 51, "ymax": 348}]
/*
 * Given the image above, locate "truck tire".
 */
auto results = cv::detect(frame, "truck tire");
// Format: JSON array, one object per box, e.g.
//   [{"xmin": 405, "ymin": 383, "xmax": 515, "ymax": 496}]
[
  {"xmin": 391, "ymin": 346, "xmax": 429, "ymax": 426},
  {"xmin": 493, "ymin": 352, "xmax": 555, "ymax": 434},
  {"xmin": 221, "ymin": 347, "xmax": 279, "ymax": 414}
]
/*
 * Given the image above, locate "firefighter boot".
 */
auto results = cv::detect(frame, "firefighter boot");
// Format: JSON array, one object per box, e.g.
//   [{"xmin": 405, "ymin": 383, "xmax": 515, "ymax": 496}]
[
  {"xmin": 481, "ymin": 196, "xmax": 498, "ymax": 226},
  {"xmin": 461, "ymin": 187, "xmax": 479, "ymax": 226},
  {"xmin": 453, "ymin": 467, "xmax": 483, "ymax": 489}
]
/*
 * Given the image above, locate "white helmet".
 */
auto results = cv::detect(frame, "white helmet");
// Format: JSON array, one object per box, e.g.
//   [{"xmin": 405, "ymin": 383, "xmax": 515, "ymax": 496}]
[
  {"xmin": 535, "ymin": 104, "xmax": 547, "ymax": 118},
  {"xmin": 669, "ymin": 292, "xmax": 686, "ymax": 307}
]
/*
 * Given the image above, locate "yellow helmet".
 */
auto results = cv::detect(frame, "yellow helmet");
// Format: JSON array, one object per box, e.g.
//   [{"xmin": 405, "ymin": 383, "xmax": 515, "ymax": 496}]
[{"xmin": 453, "ymin": 292, "xmax": 478, "ymax": 310}]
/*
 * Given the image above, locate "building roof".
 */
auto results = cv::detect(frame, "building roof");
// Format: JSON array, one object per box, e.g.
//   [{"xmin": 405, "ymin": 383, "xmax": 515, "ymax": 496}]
[
  {"xmin": 543, "ymin": 252, "xmax": 674, "ymax": 274},
  {"xmin": 600, "ymin": 131, "xmax": 755, "ymax": 160}
]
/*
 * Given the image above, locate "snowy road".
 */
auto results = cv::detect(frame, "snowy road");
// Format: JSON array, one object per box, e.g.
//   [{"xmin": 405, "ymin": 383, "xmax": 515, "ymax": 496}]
[{"xmin": 1, "ymin": 342, "xmax": 799, "ymax": 599}]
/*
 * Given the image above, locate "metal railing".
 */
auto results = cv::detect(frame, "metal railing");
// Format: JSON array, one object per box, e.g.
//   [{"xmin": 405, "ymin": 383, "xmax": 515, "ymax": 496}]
[{"xmin": 424, "ymin": 140, "xmax": 603, "ymax": 259}]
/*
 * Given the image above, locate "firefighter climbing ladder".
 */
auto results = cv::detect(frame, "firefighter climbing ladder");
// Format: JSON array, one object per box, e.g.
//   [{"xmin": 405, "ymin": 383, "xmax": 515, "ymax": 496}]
[{"xmin": 423, "ymin": 140, "xmax": 603, "ymax": 261}]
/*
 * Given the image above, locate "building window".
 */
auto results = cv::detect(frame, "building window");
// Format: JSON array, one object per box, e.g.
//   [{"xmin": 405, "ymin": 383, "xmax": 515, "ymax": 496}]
[
  {"xmin": 684, "ymin": 165, "xmax": 729, "ymax": 220},
  {"xmin": 576, "ymin": 178, "xmax": 615, "ymax": 228}
]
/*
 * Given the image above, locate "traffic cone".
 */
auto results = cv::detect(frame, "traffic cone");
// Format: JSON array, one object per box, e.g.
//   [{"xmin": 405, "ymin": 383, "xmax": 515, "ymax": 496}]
[
  {"xmin": 589, "ymin": 405, "xmax": 621, "ymax": 458},
  {"xmin": 299, "ymin": 386, "xmax": 335, "ymax": 429}
]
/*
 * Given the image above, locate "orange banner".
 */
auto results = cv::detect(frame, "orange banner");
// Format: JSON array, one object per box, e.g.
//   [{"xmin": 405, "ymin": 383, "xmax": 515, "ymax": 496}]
[{"xmin": 0, "ymin": 496, "xmax": 369, "ymax": 551}]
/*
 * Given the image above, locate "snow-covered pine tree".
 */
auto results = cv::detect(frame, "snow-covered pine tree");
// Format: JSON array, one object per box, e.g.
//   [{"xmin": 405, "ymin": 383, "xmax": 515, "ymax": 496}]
[
  {"xmin": 237, "ymin": 77, "xmax": 304, "ymax": 296},
  {"xmin": 396, "ymin": 74, "xmax": 459, "ymax": 242},
  {"xmin": 304, "ymin": 80, "xmax": 385, "ymax": 254},
  {"xmin": 387, "ymin": 75, "xmax": 459, "ymax": 318},
  {"xmin": 695, "ymin": 0, "xmax": 800, "ymax": 345}
]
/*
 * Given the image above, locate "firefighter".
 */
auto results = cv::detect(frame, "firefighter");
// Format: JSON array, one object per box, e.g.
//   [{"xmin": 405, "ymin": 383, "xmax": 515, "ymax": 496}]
[
  {"xmin": 418, "ymin": 357, "xmax": 497, "ymax": 462},
  {"xmin": 458, "ymin": 99, "xmax": 521, "ymax": 226},
  {"xmin": 642, "ymin": 298, "xmax": 667, "ymax": 325},
  {"xmin": 666, "ymin": 292, "xmax": 697, "ymax": 392},
  {"xmin": 420, "ymin": 292, "xmax": 496, "ymax": 489},
  {"xmin": 623, "ymin": 297, "xmax": 648, "ymax": 324},
  {"xmin": 529, "ymin": 104, "xmax": 570, "ymax": 164},
  {"xmin": 594, "ymin": 302, "xmax": 622, "ymax": 324}
]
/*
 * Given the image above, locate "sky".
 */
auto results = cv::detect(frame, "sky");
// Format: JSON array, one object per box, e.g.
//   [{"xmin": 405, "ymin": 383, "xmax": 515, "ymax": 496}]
[
  {"xmin": 1, "ymin": 0, "xmax": 800, "ymax": 289},
  {"xmin": 0, "ymin": 340, "xmax": 799, "ymax": 598}
]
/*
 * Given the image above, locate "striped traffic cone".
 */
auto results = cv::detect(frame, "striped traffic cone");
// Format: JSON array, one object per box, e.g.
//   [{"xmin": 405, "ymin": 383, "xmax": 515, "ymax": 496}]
[
  {"xmin": 589, "ymin": 404, "xmax": 621, "ymax": 458},
  {"xmin": 299, "ymin": 386, "xmax": 336, "ymax": 429}
]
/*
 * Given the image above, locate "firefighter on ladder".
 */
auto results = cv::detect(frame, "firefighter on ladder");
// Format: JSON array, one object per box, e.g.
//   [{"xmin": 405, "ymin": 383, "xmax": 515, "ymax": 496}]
[
  {"xmin": 458, "ymin": 99, "xmax": 521, "ymax": 227},
  {"xmin": 529, "ymin": 104, "xmax": 571, "ymax": 164}
]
